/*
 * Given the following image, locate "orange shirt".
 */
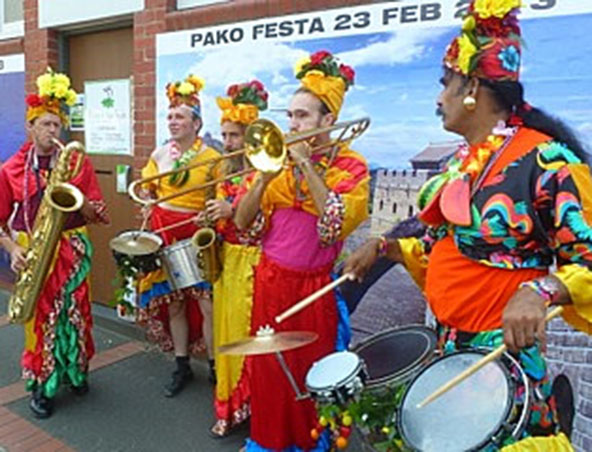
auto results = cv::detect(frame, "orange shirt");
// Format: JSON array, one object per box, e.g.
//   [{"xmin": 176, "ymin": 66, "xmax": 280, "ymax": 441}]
[{"xmin": 425, "ymin": 235, "xmax": 546, "ymax": 332}]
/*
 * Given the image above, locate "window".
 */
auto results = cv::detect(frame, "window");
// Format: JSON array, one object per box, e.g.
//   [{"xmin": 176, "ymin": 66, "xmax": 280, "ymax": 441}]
[
  {"xmin": 392, "ymin": 203, "xmax": 397, "ymax": 214},
  {"xmin": 4, "ymin": 0, "xmax": 22, "ymax": 23},
  {"xmin": 177, "ymin": 0, "xmax": 229, "ymax": 9},
  {"xmin": 408, "ymin": 206, "xmax": 414, "ymax": 217},
  {"xmin": 379, "ymin": 200, "xmax": 384, "ymax": 211},
  {"xmin": 0, "ymin": 0, "xmax": 24, "ymax": 39}
]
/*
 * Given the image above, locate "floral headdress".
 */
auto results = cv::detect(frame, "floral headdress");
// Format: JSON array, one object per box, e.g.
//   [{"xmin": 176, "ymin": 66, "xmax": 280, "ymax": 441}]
[
  {"xmin": 165, "ymin": 74, "xmax": 205, "ymax": 118},
  {"xmin": 26, "ymin": 68, "xmax": 78, "ymax": 125},
  {"xmin": 293, "ymin": 50, "xmax": 355, "ymax": 118},
  {"xmin": 216, "ymin": 80, "xmax": 269, "ymax": 125},
  {"xmin": 444, "ymin": 0, "xmax": 522, "ymax": 81}
]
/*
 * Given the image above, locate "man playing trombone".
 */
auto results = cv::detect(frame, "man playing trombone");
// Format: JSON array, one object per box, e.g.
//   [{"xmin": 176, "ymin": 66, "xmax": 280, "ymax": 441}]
[
  {"xmin": 208, "ymin": 80, "xmax": 269, "ymax": 438},
  {"xmin": 136, "ymin": 75, "xmax": 221, "ymax": 396},
  {"xmin": 234, "ymin": 51, "xmax": 369, "ymax": 451}
]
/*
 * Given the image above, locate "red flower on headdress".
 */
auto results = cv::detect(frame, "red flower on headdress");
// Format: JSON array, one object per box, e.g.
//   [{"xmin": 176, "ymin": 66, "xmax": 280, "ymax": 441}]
[
  {"xmin": 310, "ymin": 50, "xmax": 331, "ymax": 65},
  {"xmin": 26, "ymin": 94, "xmax": 44, "ymax": 108},
  {"xmin": 260, "ymin": 90, "xmax": 269, "ymax": 102},
  {"xmin": 339, "ymin": 64, "xmax": 355, "ymax": 84},
  {"xmin": 227, "ymin": 84, "xmax": 239, "ymax": 97},
  {"xmin": 250, "ymin": 80, "xmax": 264, "ymax": 91}
]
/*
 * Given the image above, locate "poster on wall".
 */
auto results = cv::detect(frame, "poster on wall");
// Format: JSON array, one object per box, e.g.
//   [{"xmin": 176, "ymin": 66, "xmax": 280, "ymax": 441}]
[
  {"xmin": 69, "ymin": 93, "xmax": 85, "ymax": 131},
  {"xmin": 156, "ymin": 0, "xmax": 592, "ymax": 169},
  {"xmin": 84, "ymin": 78, "xmax": 132, "ymax": 155},
  {"xmin": 0, "ymin": 54, "xmax": 25, "ymax": 162}
]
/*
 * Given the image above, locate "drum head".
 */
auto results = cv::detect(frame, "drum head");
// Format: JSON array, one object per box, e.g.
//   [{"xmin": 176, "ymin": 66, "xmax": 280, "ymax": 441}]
[
  {"xmin": 399, "ymin": 351, "xmax": 513, "ymax": 452},
  {"xmin": 352, "ymin": 325, "xmax": 436, "ymax": 389},
  {"xmin": 110, "ymin": 230, "xmax": 163, "ymax": 256},
  {"xmin": 306, "ymin": 351, "xmax": 360, "ymax": 391}
]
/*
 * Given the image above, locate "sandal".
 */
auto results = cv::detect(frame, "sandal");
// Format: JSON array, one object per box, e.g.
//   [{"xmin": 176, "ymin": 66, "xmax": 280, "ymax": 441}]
[{"xmin": 209, "ymin": 419, "xmax": 230, "ymax": 439}]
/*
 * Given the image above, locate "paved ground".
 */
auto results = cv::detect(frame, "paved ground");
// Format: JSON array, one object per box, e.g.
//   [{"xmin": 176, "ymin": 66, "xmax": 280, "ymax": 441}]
[{"xmin": 0, "ymin": 222, "xmax": 429, "ymax": 452}]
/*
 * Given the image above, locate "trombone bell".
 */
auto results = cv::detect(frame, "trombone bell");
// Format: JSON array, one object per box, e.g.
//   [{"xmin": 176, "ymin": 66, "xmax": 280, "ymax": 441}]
[{"xmin": 244, "ymin": 119, "xmax": 286, "ymax": 174}]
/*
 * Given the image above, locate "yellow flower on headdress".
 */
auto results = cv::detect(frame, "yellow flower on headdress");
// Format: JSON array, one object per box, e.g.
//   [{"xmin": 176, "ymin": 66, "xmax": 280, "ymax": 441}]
[
  {"xmin": 54, "ymin": 73, "xmax": 71, "ymax": 88},
  {"xmin": 457, "ymin": 34, "xmax": 478, "ymax": 75},
  {"xmin": 474, "ymin": 0, "xmax": 521, "ymax": 19},
  {"xmin": 65, "ymin": 89, "xmax": 78, "ymax": 107},
  {"xmin": 177, "ymin": 81, "xmax": 196, "ymax": 96},
  {"xmin": 293, "ymin": 56, "xmax": 311, "ymax": 76},
  {"xmin": 187, "ymin": 74, "xmax": 205, "ymax": 92},
  {"xmin": 217, "ymin": 97, "xmax": 259, "ymax": 125},
  {"xmin": 37, "ymin": 73, "xmax": 53, "ymax": 97},
  {"xmin": 462, "ymin": 15, "xmax": 476, "ymax": 32}
]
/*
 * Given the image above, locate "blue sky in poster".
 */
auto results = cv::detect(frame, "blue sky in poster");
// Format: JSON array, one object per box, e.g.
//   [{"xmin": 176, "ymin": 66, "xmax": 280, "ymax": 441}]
[{"xmin": 157, "ymin": 13, "xmax": 592, "ymax": 169}]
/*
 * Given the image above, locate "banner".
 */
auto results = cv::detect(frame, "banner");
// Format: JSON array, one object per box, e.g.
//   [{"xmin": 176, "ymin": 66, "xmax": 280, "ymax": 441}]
[
  {"xmin": 0, "ymin": 54, "xmax": 25, "ymax": 162},
  {"xmin": 156, "ymin": 1, "xmax": 592, "ymax": 168}
]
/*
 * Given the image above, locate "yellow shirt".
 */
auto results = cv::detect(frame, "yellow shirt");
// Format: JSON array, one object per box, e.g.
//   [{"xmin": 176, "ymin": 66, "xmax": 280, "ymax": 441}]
[{"xmin": 142, "ymin": 142, "xmax": 223, "ymax": 211}]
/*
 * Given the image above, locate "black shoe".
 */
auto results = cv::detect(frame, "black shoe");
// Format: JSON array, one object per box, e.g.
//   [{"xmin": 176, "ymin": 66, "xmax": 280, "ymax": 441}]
[
  {"xmin": 70, "ymin": 381, "xmax": 89, "ymax": 397},
  {"xmin": 29, "ymin": 388, "xmax": 53, "ymax": 419},
  {"xmin": 164, "ymin": 368, "xmax": 194, "ymax": 398},
  {"xmin": 208, "ymin": 360, "xmax": 217, "ymax": 385}
]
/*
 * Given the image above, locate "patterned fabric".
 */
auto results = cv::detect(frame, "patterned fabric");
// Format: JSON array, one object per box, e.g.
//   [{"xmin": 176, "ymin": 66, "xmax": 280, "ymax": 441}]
[
  {"xmin": 318, "ymin": 191, "xmax": 346, "ymax": 247},
  {"xmin": 237, "ymin": 143, "xmax": 369, "ymax": 243},
  {"xmin": 402, "ymin": 126, "xmax": 592, "ymax": 332}
]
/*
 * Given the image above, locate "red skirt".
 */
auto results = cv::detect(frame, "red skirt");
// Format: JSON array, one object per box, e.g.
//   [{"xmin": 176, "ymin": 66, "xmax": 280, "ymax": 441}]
[{"xmin": 249, "ymin": 254, "xmax": 338, "ymax": 450}]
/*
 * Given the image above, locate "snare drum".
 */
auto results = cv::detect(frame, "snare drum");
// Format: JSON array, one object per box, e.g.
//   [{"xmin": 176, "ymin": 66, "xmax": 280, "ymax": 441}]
[
  {"xmin": 398, "ymin": 350, "xmax": 531, "ymax": 452},
  {"xmin": 305, "ymin": 351, "xmax": 367, "ymax": 406},
  {"xmin": 110, "ymin": 230, "xmax": 163, "ymax": 273},
  {"xmin": 353, "ymin": 325, "xmax": 437, "ymax": 392},
  {"xmin": 160, "ymin": 238, "xmax": 204, "ymax": 290}
]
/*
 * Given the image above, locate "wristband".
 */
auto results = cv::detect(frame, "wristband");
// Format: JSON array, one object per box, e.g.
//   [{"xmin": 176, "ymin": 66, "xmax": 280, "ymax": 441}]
[
  {"xmin": 376, "ymin": 235, "xmax": 388, "ymax": 258},
  {"xmin": 519, "ymin": 277, "xmax": 560, "ymax": 304}
]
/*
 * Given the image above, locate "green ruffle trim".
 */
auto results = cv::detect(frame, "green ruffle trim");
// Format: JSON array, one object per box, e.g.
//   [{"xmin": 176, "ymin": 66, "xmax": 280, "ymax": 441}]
[{"xmin": 27, "ymin": 232, "xmax": 93, "ymax": 398}]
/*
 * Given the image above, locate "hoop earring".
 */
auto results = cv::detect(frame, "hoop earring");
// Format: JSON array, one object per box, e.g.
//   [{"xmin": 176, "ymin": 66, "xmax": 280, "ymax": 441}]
[{"xmin": 463, "ymin": 96, "xmax": 477, "ymax": 111}]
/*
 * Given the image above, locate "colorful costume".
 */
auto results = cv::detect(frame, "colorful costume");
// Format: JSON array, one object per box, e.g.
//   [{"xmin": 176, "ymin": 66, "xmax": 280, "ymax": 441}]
[
  {"xmin": 243, "ymin": 51, "xmax": 368, "ymax": 451},
  {"xmin": 0, "ymin": 69, "xmax": 108, "ymax": 398},
  {"xmin": 396, "ymin": 2, "xmax": 591, "ymax": 449},
  {"xmin": 136, "ymin": 138, "xmax": 222, "ymax": 355},
  {"xmin": 212, "ymin": 81, "xmax": 268, "ymax": 432}
]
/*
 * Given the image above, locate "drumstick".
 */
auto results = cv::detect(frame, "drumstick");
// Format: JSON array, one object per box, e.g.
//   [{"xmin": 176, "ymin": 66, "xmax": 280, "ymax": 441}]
[
  {"xmin": 417, "ymin": 306, "xmax": 564, "ymax": 409},
  {"xmin": 153, "ymin": 216, "xmax": 199, "ymax": 235},
  {"xmin": 275, "ymin": 273, "xmax": 354, "ymax": 324}
]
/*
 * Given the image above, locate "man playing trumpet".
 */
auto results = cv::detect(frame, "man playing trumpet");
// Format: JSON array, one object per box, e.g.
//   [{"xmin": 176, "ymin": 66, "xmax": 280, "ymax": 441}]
[
  {"xmin": 234, "ymin": 51, "xmax": 369, "ymax": 451},
  {"xmin": 0, "ymin": 69, "xmax": 109, "ymax": 418},
  {"xmin": 136, "ymin": 75, "xmax": 221, "ymax": 396},
  {"xmin": 208, "ymin": 80, "xmax": 269, "ymax": 437}
]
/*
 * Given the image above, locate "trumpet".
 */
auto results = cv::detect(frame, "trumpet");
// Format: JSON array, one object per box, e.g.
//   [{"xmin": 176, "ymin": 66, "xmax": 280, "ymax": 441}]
[{"xmin": 128, "ymin": 116, "xmax": 370, "ymax": 206}]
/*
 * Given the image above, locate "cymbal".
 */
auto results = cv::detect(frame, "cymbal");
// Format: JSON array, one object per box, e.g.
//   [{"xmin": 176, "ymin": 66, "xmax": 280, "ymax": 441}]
[
  {"xmin": 218, "ymin": 330, "xmax": 319, "ymax": 356},
  {"xmin": 110, "ymin": 231, "xmax": 162, "ymax": 256}
]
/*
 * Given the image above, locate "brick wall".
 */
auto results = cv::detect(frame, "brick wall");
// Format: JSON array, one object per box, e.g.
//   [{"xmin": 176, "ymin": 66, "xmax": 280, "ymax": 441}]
[{"xmin": 547, "ymin": 318, "xmax": 592, "ymax": 451}]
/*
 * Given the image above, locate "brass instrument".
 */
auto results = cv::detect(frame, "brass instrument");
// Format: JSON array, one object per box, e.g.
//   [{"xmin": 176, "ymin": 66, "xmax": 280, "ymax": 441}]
[
  {"xmin": 123, "ymin": 117, "xmax": 370, "ymax": 285},
  {"xmin": 8, "ymin": 139, "xmax": 85, "ymax": 323},
  {"xmin": 127, "ymin": 117, "xmax": 371, "ymax": 206}
]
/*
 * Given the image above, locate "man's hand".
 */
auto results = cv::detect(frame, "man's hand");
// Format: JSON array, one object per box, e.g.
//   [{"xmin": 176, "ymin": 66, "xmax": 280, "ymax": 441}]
[
  {"xmin": 342, "ymin": 238, "xmax": 380, "ymax": 282},
  {"xmin": 9, "ymin": 244, "xmax": 26, "ymax": 273},
  {"xmin": 288, "ymin": 141, "xmax": 312, "ymax": 167},
  {"xmin": 502, "ymin": 286, "xmax": 547, "ymax": 354},
  {"xmin": 205, "ymin": 199, "xmax": 233, "ymax": 222}
]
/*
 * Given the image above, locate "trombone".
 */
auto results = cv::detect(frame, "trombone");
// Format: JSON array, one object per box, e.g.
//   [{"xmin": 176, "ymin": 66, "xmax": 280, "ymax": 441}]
[{"xmin": 128, "ymin": 116, "xmax": 370, "ymax": 206}]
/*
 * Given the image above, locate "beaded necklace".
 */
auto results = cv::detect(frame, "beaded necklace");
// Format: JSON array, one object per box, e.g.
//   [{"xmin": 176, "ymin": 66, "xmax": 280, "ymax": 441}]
[{"xmin": 169, "ymin": 137, "xmax": 203, "ymax": 187}]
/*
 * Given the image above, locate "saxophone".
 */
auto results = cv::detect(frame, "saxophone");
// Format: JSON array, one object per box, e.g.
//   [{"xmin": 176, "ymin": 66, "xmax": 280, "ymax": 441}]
[
  {"xmin": 8, "ymin": 139, "xmax": 86, "ymax": 324},
  {"xmin": 191, "ymin": 159, "xmax": 221, "ymax": 284}
]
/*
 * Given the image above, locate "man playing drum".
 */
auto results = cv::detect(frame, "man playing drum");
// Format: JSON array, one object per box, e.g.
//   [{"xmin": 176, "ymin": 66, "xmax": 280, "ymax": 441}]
[
  {"xmin": 0, "ymin": 69, "xmax": 109, "ymax": 418},
  {"xmin": 208, "ymin": 80, "xmax": 269, "ymax": 437},
  {"xmin": 345, "ymin": 1, "xmax": 592, "ymax": 449},
  {"xmin": 234, "ymin": 51, "xmax": 369, "ymax": 451},
  {"xmin": 136, "ymin": 75, "xmax": 222, "ymax": 396}
]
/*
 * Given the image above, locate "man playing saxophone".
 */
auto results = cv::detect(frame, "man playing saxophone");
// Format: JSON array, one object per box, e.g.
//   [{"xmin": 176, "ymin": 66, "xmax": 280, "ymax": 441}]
[
  {"xmin": 208, "ymin": 80, "xmax": 269, "ymax": 437},
  {"xmin": 136, "ymin": 75, "xmax": 222, "ymax": 396},
  {"xmin": 0, "ymin": 69, "xmax": 109, "ymax": 419}
]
